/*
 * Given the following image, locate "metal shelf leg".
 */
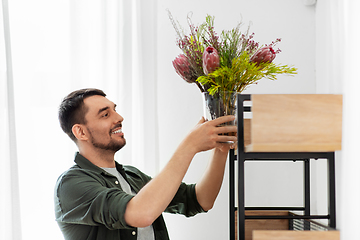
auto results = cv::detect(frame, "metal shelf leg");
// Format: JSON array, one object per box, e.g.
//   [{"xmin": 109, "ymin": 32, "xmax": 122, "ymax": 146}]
[
  {"xmin": 229, "ymin": 149, "xmax": 235, "ymax": 240},
  {"xmin": 304, "ymin": 159, "xmax": 310, "ymax": 230},
  {"xmin": 328, "ymin": 153, "xmax": 336, "ymax": 228},
  {"xmin": 237, "ymin": 154, "xmax": 245, "ymax": 240}
]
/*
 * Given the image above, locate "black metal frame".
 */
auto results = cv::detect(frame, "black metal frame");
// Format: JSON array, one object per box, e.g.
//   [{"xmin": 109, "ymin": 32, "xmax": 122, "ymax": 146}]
[{"xmin": 229, "ymin": 94, "xmax": 336, "ymax": 240}]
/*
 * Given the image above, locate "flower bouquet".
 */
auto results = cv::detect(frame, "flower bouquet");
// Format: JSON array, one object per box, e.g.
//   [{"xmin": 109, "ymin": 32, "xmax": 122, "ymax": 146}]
[{"xmin": 169, "ymin": 12, "xmax": 297, "ymax": 125}]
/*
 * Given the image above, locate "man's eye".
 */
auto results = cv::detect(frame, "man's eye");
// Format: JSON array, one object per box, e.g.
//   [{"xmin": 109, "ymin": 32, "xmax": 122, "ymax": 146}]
[{"xmin": 102, "ymin": 113, "xmax": 109, "ymax": 117}]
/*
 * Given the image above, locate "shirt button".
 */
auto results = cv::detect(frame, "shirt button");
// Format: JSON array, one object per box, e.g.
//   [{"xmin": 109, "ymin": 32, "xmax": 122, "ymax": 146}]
[
  {"xmin": 132, "ymin": 231, "xmax": 136, "ymax": 235},
  {"xmin": 115, "ymin": 181, "xmax": 119, "ymax": 184}
]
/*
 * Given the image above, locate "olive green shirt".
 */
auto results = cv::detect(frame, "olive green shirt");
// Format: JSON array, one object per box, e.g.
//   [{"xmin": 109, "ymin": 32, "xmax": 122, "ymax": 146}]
[{"xmin": 54, "ymin": 152, "xmax": 205, "ymax": 240}]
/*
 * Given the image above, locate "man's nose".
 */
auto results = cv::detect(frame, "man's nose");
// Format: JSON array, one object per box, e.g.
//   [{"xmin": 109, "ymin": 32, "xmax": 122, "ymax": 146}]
[{"xmin": 114, "ymin": 111, "xmax": 124, "ymax": 122}]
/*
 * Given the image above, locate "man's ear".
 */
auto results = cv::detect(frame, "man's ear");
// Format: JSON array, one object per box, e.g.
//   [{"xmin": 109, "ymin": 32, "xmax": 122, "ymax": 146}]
[{"xmin": 72, "ymin": 124, "xmax": 88, "ymax": 141}]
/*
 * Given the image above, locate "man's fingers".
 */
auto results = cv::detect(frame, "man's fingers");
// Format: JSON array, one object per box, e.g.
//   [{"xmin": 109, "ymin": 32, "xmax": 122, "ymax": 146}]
[
  {"xmin": 198, "ymin": 116, "xmax": 207, "ymax": 124},
  {"xmin": 214, "ymin": 125, "xmax": 237, "ymax": 134},
  {"xmin": 210, "ymin": 115, "xmax": 236, "ymax": 126},
  {"xmin": 216, "ymin": 134, "xmax": 237, "ymax": 143}
]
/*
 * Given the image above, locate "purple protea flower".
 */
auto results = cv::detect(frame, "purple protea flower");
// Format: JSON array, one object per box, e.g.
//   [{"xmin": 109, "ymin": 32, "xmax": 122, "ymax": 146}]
[
  {"xmin": 250, "ymin": 46, "xmax": 276, "ymax": 65},
  {"xmin": 202, "ymin": 46, "xmax": 220, "ymax": 75}
]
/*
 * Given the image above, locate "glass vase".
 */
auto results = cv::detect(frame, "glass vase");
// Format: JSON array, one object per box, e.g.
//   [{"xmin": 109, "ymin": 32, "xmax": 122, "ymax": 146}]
[{"xmin": 203, "ymin": 90, "xmax": 237, "ymax": 141}]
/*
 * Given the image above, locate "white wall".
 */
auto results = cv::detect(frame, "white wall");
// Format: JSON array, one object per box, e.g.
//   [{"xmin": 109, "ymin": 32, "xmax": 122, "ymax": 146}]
[{"xmin": 156, "ymin": 1, "xmax": 316, "ymax": 239}]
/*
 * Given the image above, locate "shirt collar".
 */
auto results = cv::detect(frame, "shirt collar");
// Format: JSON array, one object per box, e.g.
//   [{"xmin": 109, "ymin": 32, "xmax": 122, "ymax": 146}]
[{"xmin": 74, "ymin": 152, "xmax": 125, "ymax": 176}]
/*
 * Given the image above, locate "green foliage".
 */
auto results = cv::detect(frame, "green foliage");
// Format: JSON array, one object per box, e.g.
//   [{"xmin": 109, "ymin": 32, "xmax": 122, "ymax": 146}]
[{"xmin": 197, "ymin": 51, "xmax": 297, "ymax": 95}]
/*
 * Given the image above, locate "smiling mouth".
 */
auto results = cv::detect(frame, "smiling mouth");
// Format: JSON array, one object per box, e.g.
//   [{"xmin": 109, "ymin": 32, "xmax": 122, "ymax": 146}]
[
  {"xmin": 112, "ymin": 128, "xmax": 122, "ymax": 134},
  {"xmin": 111, "ymin": 123, "xmax": 123, "ymax": 136}
]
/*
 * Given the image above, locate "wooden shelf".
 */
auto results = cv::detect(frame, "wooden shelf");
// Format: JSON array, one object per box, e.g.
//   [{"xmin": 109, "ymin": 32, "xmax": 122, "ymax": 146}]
[
  {"xmin": 230, "ymin": 94, "xmax": 341, "ymax": 240},
  {"xmin": 253, "ymin": 230, "xmax": 340, "ymax": 240},
  {"xmin": 243, "ymin": 94, "xmax": 342, "ymax": 152},
  {"xmin": 236, "ymin": 211, "xmax": 289, "ymax": 240}
]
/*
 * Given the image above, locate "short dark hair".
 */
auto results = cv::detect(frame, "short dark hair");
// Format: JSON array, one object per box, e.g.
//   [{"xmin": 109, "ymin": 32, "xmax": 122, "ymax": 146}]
[{"xmin": 58, "ymin": 88, "xmax": 106, "ymax": 142}]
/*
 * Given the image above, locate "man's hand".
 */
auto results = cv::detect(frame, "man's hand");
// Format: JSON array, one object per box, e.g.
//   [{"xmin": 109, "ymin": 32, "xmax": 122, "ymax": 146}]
[{"xmin": 184, "ymin": 115, "xmax": 237, "ymax": 155}]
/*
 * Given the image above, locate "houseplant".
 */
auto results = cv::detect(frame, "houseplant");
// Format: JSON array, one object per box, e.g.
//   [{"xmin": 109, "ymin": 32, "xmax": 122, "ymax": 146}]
[{"xmin": 169, "ymin": 12, "xmax": 297, "ymax": 126}]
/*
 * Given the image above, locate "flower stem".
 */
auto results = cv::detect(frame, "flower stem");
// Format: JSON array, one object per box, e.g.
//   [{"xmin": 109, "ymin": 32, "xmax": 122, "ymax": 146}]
[{"xmin": 195, "ymin": 81, "xmax": 205, "ymax": 92}]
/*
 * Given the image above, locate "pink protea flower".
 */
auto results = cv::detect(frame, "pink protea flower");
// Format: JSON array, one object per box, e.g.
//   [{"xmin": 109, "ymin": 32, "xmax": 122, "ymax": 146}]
[
  {"xmin": 172, "ymin": 54, "xmax": 196, "ymax": 83},
  {"xmin": 250, "ymin": 46, "xmax": 276, "ymax": 65},
  {"xmin": 202, "ymin": 46, "xmax": 220, "ymax": 75}
]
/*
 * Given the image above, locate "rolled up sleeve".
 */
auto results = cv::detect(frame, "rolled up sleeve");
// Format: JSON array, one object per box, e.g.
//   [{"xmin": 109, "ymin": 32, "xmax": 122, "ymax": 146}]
[{"xmin": 165, "ymin": 183, "xmax": 206, "ymax": 217}]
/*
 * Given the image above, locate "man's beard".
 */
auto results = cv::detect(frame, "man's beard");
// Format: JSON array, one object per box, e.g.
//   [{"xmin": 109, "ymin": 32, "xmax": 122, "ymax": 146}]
[
  {"xmin": 88, "ymin": 128, "xmax": 126, "ymax": 152},
  {"xmin": 91, "ymin": 138, "xmax": 126, "ymax": 152}
]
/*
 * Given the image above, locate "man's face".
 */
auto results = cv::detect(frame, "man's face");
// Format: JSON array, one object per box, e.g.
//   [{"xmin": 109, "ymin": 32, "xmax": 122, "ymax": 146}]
[{"xmin": 82, "ymin": 95, "xmax": 126, "ymax": 153}]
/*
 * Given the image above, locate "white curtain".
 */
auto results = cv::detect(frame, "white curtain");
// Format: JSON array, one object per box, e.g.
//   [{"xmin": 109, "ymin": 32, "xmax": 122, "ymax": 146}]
[
  {"xmin": 316, "ymin": 0, "xmax": 360, "ymax": 238},
  {"xmin": 1, "ymin": 1, "xmax": 22, "ymax": 239},
  {"xmin": 1, "ymin": 1, "xmax": 158, "ymax": 239},
  {"xmin": 314, "ymin": 0, "xmax": 344, "ymax": 226},
  {"xmin": 339, "ymin": 0, "xmax": 360, "ymax": 239},
  {"xmin": 68, "ymin": 0, "xmax": 159, "ymax": 175}
]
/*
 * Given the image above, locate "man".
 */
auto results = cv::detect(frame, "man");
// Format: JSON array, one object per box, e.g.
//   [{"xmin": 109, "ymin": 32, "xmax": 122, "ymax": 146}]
[{"xmin": 54, "ymin": 88, "xmax": 237, "ymax": 240}]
